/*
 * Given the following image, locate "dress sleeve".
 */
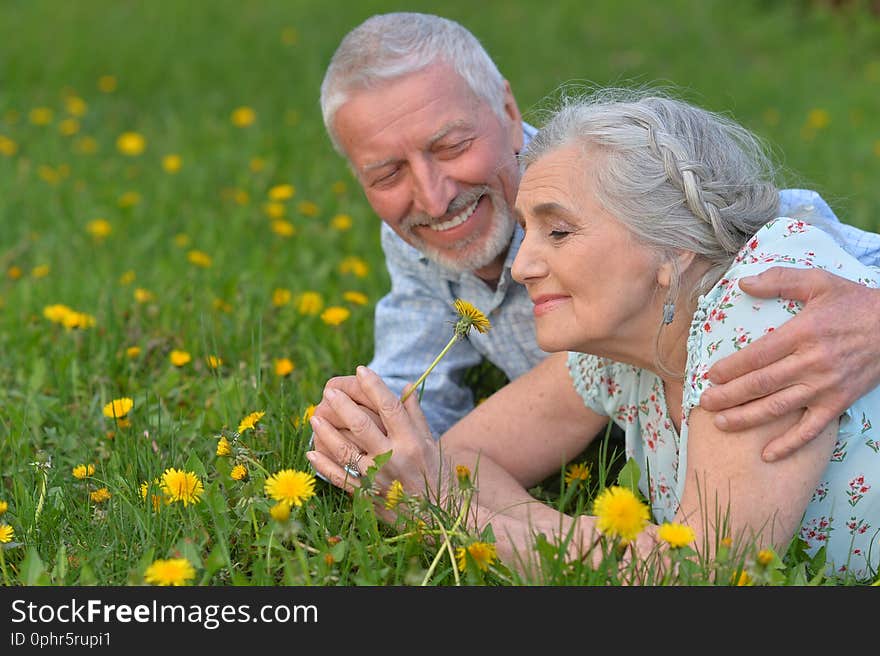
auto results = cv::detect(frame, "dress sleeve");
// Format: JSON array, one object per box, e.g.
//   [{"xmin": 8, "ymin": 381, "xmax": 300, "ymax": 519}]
[
  {"xmin": 684, "ymin": 218, "xmax": 880, "ymax": 410},
  {"xmin": 566, "ymin": 352, "xmax": 620, "ymax": 418}
]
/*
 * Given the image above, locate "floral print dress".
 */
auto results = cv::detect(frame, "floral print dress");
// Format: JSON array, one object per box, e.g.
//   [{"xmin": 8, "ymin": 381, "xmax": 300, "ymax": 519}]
[{"xmin": 568, "ymin": 218, "xmax": 880, "ymax": 579}]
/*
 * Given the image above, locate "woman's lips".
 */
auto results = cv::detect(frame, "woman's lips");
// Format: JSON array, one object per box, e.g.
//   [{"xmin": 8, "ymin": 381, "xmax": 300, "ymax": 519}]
[{"xmin": 531, "ymin": 295, "xmax": 569, "ymax": 317}]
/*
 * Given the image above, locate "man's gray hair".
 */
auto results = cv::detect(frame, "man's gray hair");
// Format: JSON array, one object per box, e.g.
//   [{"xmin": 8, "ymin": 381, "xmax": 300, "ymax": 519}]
[
  {"xmin": 320, "ymin": 12, "xmax": 508, "ymax": 155},
  {"xmin": 522, "ymin": 88, "xmax": 781, "ymax": 301}
]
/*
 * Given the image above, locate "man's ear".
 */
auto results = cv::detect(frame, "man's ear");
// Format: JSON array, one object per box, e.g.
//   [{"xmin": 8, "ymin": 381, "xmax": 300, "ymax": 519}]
[
  {"xmin": 656, "ymin": 250, "xmax": 698, "ymax": 288},
  {"xmin": 502, "ymin": 80, "xmax": 524, "ymax": 153}
]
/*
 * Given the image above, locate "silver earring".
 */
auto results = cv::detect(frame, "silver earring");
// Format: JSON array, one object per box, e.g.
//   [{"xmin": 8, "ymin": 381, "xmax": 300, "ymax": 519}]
[{"xmin": 662, "ymin": 301, "xmax": 675, "ymax": 325}]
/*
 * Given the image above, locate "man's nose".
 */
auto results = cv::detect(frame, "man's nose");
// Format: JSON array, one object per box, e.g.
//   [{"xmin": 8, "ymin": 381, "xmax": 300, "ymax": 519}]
[{"xmin": 411, "ymin": 157, "xmax": 456, "ymax": 218}]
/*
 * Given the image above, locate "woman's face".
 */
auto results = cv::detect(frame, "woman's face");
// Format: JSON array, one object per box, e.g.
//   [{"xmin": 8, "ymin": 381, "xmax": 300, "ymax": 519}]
[{"xmin": 511, "ymin": 145, "xmax": 664, "ymax": 357}]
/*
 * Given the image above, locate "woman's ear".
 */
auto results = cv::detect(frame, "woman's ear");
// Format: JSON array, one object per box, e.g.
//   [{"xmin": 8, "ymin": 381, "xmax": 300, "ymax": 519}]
[{"xmin": 656, "ymin": 250, "xmax": 697, "ymax": 288}]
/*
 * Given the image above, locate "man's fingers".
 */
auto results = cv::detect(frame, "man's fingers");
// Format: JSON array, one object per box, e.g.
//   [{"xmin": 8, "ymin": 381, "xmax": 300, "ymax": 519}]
[
  {"xmin": 702, "ymin": 354, "xmax": 804, "ymax": 411},
  {"xmin": 761, "ymin": 409, "xmax": 834, "ymax": 463},
  {"xmin": 737, "ymin": 266, "xmax": 823, "ymax": 303},
  {"xmin": 707, "ymin": 384, "xmax": 810, "ymax": 434}
]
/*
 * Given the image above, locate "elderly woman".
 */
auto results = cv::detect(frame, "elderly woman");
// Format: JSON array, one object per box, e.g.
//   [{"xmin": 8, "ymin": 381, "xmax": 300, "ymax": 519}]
[{"xmin": 308, "ymin": 90, "xmax": 880, "ymax": 580}]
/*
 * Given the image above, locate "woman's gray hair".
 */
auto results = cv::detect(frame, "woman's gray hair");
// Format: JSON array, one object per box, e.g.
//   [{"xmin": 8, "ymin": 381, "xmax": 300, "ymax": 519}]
[
  {"xmin": 522, "ymin": 88, "xmax": 781, "ymax": 302},
  {"xmin": 320, "ymin": 12, "xmax": 508, "ymax": 155}
]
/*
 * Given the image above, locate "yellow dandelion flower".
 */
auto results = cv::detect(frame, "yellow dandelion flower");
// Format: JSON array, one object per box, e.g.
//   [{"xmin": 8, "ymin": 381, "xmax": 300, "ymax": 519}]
[
  {"xmin": 269, "ymin": 502, "xmax": 291, "ymax": 522},
  {"xmin": 74, "ymin": 136, "xmax": 98, "ymax": 154},
  {"xmin": 144, "ymin": 558, "xmax": 196, "ymax": 586},
  {"xmin": 160, "ymin": 468, "xmax": 204, "ymax": 506},
  {"xmin": 31, "ymin": 264, "xmax": 50, "ymax": 278},
  {"xmin": 453, "ymin": 299, "xmax": 491, "ymax": 336},
  {"xmin": 170, "ymin": 350, "xmax": 191, "ymax": 367},
  {"xmin": 230, "ymin": 464, "xmax": 248, "ymax": 481},
  {"xmin": 268, "ymin": 184, "xmax": 295, "ymax": 201},
  {"xmin": 0, "ymin": 524, "xmax": 14, "ymax": 544},
  {"xmin": 320, "ymin": 306, "xmax": 350, "ymax": 326},
  {"xmin": 29, "ymin": 107, "xmax": 53, "ymax": 125},
  {"xmin": 173, "ymin": 233, "xmax": 190, "ymax": 248},
  {"xmin": 297, "ymin": 200, "xmax": 319, "ymax": 217},
  {"xmin": 0, "ymin": 135, "xmax": 18, "ymax": 157},
  {"xmin": 272, "ymin": 288, "xmax": 292, "ymax": 307},
  {"xmin": 296, "ymin": 291, "xmax": 323, "ymax": 315},
  {"xmin": 264, "ymin": 469, "xmax": 316, "ymax": 507},
  {"xmin": 62, "ymin": 311, "xmax": 96, "ymax": 331},
  {"xmin": 342, "ymin": 291, "xmax": 368, "ymax": 306},
  {"xmin": 385, "ymin": 480, "xmax": 405, "ymax": 509},
  {"xmin": 331, "ymin": 181, "xmax": 347, "ymax": 195},
  {"xmin": 116, "ymin": 131, "xmax": 146, "ymax": 156},
  {"xmin": 162, "ymin": 154, "xmax": 182, "ymax": 173},
  {"xmin": 401, "ymin": 300, "xmax": 491, "ymax": 403},
  {"xmin": 213, "ymin": 298, "xmax": 232, "ymax": 313},
  {"xmin": 125, "ymin": 346, "xmax": 141, "ymax": 359},
  {"xmin": 186, "ymin": 250, "xmax": 212, "ymax": 268},
  {"xmin": 720, "ymin": 536, "xmax": 733, "ymax": 548},
  {"xmin": 263, "ymin": 201, "xmax": 286, "ymax": 219},
  {"xmin": 732, "ymin": 570, "xmax": 752, "ymax": 586},
  {"xmin": 117, "ymin": 190, "xmax": 141, "ymax": 208},
  {"xmin": 231, "ymin": 106, "xmax": 256, "ymax": 127},
  {"xmin": 86, "ymin": 218, "xmax": 112, "ymax": 239},
  {"xmin": 657, "ymin": 522, "xmax": 696, "ymax": 549},
  {"xmin": 103, "ymin": 397, "xmax": 133, "ymax": 419},
  {"xmin": 756, "ymin": 548, "xmax": 775, "ymax": 567},
  {"xmin": 58, "ymin": 118, "xmax": 80, "ymax": 136},
  {"xmin": 119, "ymin": 270, "xmax": 136, "ymax": 285},
  {"xmin": 338, "ymin": 256, "xmax": 368, "ymax": 277},
  {"xmin": 233, "ymin": 189, "xmax": 250, "ymax": 205},
  {"xmin": 592, "ymin": 486, "xmax": 650, "ymax": 544},
  {"xmin": 271, "ymin": 220, "xmax": 296, "ymax": 237},
  {"xmin": 292, "ymin": 404, "xmax": 316, "ymax": 429},
  {"xmin": 140, "ymin": 479, "xmax": 167, "ymax": 512},
  {"xmin": 806, "ymin": 108, "xmax": 830, "ymax": 130},
  {"xmin": 134, "ymin": 287, "xmax": 155, "ymax": 303},
  {"xmin": 281, "ymin": 26, "xmax": 298, "ymax": 45},
  {"xmin": 274, "ymin": 358, "xmax": 295, "ymax": 377},
  {"xmin": 238, "ymin": 411, "xmax": 265, "ymax": 433},
  {"xmin": 455, "ymin": 464, "xmax": 471, "ymax": 485},
  {"xmin": 72, "ymin": 464, "xmax": 95, "ymax": 480},
  {"xmin": 206, "ymin": 355, "xmax": 222, "ymax": 369},
  {"xmin": 97, "ymin": 75, "xmax": 117, "ymax": 93},
  {"xmin": 216, "ymin": 436, "xmax": 231, "ymax": 457},
  {"xmin": 64, "ymin": 95, "xmax": 87, "ymax": 117},
  {"xmin": 7, "ymin": 265, "xmax": 22, "ymax": 280},
  {"xmin": 564, "ymin": 462, "xmax": 591, "ymax": 485},
  {"xmin": 90, "ymin": 487, "xmax": 111, "ymax": 503},
  {"xmin": 43, "ymin": 304, "xmax": 73, "ymax": 324},
  {"xmin": 0, "ymin": 500, "xmax": 7, "ymax": 515},
  {"xmin": 331, "ymin": 213, "xmax": 352, "ymax": 231},
  {"xmin": 249, "ymin": 157, "xmax": 265, "ymax": 172},
  {"xmin": 456, "ymin": 542, "xmax": 497, "ymax": 573}
]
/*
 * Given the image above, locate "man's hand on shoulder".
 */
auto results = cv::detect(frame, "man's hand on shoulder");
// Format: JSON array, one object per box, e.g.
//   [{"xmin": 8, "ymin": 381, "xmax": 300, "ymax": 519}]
[{"xmin": 699, "ymin": 266, "xmax": 880, "ymax": 462}]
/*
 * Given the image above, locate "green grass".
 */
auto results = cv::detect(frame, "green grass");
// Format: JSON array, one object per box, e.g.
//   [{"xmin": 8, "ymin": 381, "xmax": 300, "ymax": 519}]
[{"xmin": 0, "ymin": 0, "xmax": 878, "ymax": 586}]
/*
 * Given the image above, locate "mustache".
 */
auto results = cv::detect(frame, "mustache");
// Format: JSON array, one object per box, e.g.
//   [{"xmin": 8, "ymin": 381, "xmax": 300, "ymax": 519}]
[{"xmin": 401, "ymin": 186, "xmax": 490, "ymax": 230}]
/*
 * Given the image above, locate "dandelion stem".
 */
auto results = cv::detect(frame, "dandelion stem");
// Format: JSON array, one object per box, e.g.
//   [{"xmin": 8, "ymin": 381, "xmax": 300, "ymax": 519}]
[
  {"xmin": 401, "ymin": 334, "xmax": 459, "ymax": 403},
  {"xmin": 0, "ymin": 547, "xmax": 9, "ymax": 586}
]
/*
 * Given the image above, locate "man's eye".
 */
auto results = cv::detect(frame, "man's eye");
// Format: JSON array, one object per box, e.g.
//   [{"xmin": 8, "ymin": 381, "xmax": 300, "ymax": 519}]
[
  {"xmin": 438, "ymin": 139, "xmax": 472, "ymax": 156},
  {"xmin": 549, "ymin": 230, "xmax": 570, "ymax": 239},
  {"xmin": 372, "ymin": 169, "xmax": 400, "ymax": 186}
]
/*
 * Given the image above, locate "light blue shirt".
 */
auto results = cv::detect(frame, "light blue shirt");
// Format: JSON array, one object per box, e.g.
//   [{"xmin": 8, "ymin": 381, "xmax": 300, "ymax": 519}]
[{"xmin": 368, "ymin": 124, "xmax": 880, "ymax": 438}]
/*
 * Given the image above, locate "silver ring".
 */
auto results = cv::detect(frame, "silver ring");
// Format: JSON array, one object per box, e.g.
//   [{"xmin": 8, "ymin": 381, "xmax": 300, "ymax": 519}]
[{"xmin": 343, "ymin": 464, "xmax": 360, "ymax": 478}]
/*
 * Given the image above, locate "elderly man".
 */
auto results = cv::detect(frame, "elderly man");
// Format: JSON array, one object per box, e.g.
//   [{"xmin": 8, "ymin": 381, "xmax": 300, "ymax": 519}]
[{"xmin": 313, "ymin": 11, "xmax": 880, "ymax": 464}]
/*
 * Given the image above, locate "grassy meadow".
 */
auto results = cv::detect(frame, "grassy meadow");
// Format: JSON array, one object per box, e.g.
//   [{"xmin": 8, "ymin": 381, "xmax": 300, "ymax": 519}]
[{"xmin": 1, "ymin": 0, "xmax": 879, "ymax": 586}]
